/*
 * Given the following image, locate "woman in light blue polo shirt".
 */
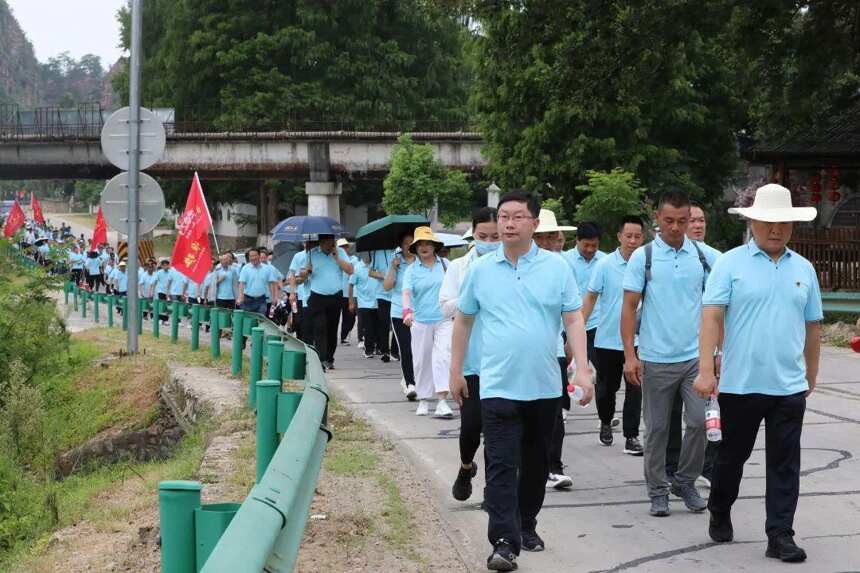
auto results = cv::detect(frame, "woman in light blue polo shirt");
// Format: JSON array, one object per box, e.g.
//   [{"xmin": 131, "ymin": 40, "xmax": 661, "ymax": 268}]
[
  {"xmin": 402, "ymin": 227, "xmax": 452, "ymax": 418},
  {"xmin": 384, "ymin": 232, "xmax": 418, "ymax": 401}
]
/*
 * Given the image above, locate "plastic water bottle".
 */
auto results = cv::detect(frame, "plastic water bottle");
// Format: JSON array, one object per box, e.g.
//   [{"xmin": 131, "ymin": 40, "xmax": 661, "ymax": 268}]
[
  {"xmin": 705, "ymin": 394, "xmax": 722, "ymax": 442},
  {"xmin": 566, "ymin": 364, "xmax": 588, "ymax": 408}
]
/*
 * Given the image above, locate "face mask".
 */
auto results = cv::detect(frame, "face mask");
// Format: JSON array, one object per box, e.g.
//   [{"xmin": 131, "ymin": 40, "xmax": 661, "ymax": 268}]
[{"xmin": 473, "ymin": 240, "xmax": 499, "ymax": 256}]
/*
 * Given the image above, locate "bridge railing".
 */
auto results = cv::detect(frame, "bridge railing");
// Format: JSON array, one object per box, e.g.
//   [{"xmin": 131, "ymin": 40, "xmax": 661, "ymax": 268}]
[{"xmin": 1, "ymin": 242, "xmax": 332, "ymax": 573}]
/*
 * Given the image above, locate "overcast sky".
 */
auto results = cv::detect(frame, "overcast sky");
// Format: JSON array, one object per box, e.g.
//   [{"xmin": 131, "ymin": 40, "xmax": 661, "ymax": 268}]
[{"xmin": 7, "ymin": 0, "xmax": 127, "ymax": 67}]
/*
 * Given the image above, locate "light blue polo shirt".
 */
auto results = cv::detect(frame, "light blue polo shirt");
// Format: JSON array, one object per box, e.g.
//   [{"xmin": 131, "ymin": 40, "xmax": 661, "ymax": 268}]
[
  {"xmin": 110, "ymin": 268, "xmax": 128, "ymax": 292},
  {"xmin": 403, "ymin": 258, "xmax": 445, "ymax": 324},
  {"xmin": 695, "ymin": 240, "xmax": 722, "ymax": 262},
  {"xmin": 215, "ymin": 265, "xmax": 237, "ymax": 300},
  {"xmin": 623, "ymin": 235, "xmax": 719, "ymax": 363},
  {"xmin": 239, "ymin": 263, "xmax": 274, "ymax": 297},
  {"xmin": 349, "ymin": 262, "xmax": 379, "ymax": 309},
  {"xmin": 168, "ymin": 268, "xmax": 187, "ymax": 296},
  {"xmin": 563, "ymin": 248, "xmax": 606, "ymax": 331},
  {"xmin": 459, "ymin": 242, "xmax": 582, "ymax": 401},
  {"xmin": 155, "ymin": 268, "xmax": 171, "ymax": 295},
  {"xmin": 588, "ymin": 249, "xmax": 638, "ymax": 351},
  {"xmin": 370, "ymin": 249, "xmax": 394, "ymax": 301},
  {"xmin": 387, "ymin": 252, "xmax": 413, "ymax": 319},
  {"xmin": 69, "ymin": 251, "xmax": 84, "ymax": 269},
  {"xmin": 342, "ymin": 255, "xmax": 359, "ymax": 297},
  {"xmin": 140, "ymin": 272, "xmax": 158, "ymax": 297},
  {"xmin": 289, "ymin": 251, "xmax": 311, "ymax": 303},
  {"xmin": 703, "ymin": 241, "xmax": 823, "ymax": 395},
  {"xmin": 307, "ymin": 246, "xmax": 349, "ymax": 296},
  {"xmin": 84, "ymin": 255, "xmax": 102, "ymax": 275}
]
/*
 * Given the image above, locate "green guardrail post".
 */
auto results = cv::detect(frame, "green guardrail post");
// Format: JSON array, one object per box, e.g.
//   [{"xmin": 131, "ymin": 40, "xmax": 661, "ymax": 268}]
[
  {"xmin": 190, "ymin": 305, "xmax": 201, "ymax": 351},
  {"xmin": 255, "ymin": 379, "xmax": 281, "ymax": 482},
  {"xmin": 194, "ymin": 503, "xmax": 240, "ymax": 572},
  {"xmin": 230, "ymin": 310, "xmax": 246, "ymax": 377},
  {"xmin": 159, "ymin": 480, "xmax": 202, "ymax": 573},
  {"xmin": 152, "ymin": 299, "xmax": 162, "ymax": 338},
  {"xmin": 282, "ymin": 350, "xmax": 307, "ymax": 381},
  {"xmin": 122, "ymin": 297, "xmax": 129, "ymax": 331},
  {"xmin": 266, "ymin": 339, "xmax": 285, "ymax": 381},
  {"xmin": 171, "ymin": 301, "xmax": 181, "ymax": 343},
  {"xmin": 106, "ymin": 294, "xmax": 115, "ymax": 327},
  {"xmin": 93, "ymin": 293, "xmax": 101, "ymax": 323},
  {"xmin": 73, "ymin": 286, "xmax": 79, "ymax": 311},
  {"xmin": 80, "ymin": 291, "xmax": 88, "ymax": 319},
  {"xmin": 248, "ymin": 327, "xmax": 265, "ymax": 408},
  {"xmin": 209, "ymin": 308, "xmax": 221, "ymax": 359},
  {"xmin": 63, "ymin": 282, "xmax": 70, "ymax": 304},
  {"xmin": 276, "ymin": 391, "xmax": 303, "ymax": 433},
  {"xmin": 138, "ymin": 298, "xmax": 147, "ymax": 335}
]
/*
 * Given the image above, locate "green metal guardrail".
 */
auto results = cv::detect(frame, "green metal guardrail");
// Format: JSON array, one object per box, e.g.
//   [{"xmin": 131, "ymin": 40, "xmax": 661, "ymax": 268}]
[
  {"xmin": 46, "ymin": 271, "xmax": 331, "ymax": 573},
  {"xmin": 821, "ymin": 291, "xmax": 860, "ymax": 314}
]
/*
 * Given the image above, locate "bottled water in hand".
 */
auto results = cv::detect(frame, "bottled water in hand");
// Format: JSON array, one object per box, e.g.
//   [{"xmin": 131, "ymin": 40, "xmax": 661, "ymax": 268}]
[{"xmin": 705, "ymin": 394, "xmax": 722, "ymax": 442}]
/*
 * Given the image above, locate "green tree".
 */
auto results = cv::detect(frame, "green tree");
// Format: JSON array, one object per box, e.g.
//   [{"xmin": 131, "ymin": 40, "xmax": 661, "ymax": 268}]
[
  {"xmin": 383, "ymin": 135, "xmax": 472, "ymax": 227},
  {"xmin": 575, "ymin": 169, "xmax": 648, "ymax": 250},
  {"xmin": 470, "ymin": 1, "xmax": 745, "ymax": 208}
]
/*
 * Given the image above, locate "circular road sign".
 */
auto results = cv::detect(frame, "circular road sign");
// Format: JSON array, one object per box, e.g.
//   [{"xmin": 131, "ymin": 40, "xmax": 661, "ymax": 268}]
[
  {"xmin": 100, "ymin": 171, "xmax": 166, "ymax": 236},
  {"xmin": 100, "ymin": 106, "xmax": 167, "ymax": 171}
]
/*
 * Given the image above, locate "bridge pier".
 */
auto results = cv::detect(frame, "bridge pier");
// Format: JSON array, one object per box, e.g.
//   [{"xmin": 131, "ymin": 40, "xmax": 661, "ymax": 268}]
[{"xmin": 305, "ymin": 181, "xmax": 342, "ymax": 221}]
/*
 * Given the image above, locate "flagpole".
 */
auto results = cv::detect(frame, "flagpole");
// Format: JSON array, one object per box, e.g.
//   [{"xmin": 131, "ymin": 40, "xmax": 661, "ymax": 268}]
[{"xmin": 194, "ymin": 172, "xmax": 220, "ymax": 255}]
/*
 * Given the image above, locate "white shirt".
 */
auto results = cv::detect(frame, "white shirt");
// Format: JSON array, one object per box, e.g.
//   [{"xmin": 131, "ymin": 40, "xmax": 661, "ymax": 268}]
[{"xmin": 439, "ymin": 247, "xmax": 479, "ymax": 320}]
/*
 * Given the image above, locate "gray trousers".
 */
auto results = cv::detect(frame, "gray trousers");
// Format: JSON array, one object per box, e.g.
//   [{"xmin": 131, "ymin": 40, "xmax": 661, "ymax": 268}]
[{"xmin": 642, "ymin": 358, "xmax": 706, "ymax": 498}]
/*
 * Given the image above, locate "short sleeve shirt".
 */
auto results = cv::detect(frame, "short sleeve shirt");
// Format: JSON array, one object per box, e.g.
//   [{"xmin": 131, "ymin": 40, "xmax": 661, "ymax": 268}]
[
  {"xmin": 703, "ymin": 241, "xmax": 823, "ymax": 395},
  {"xmin": 155, "ymin": 268, "xmax": 172, "ymax": 295},
  {"xmin": 563, "ymin": 248, "xmax": 606, "ymax": 331},
  {"xmin": 403, "ymin": 258, "xmax": 446, "ymax": 323},
  {"xmin": 588, "ymin": 249, "xmax": 637, "ymax": 351},
  {"xmin": 239, "ymin": 263, "xmax": 274, "ymax": 297},
  {"xmin": 370, "ymin": 249, "xmax": 394, "ymax": 301},
  {"xmin": 387, "ymin": 252, "xmax": 413, "ymax": 319},
  {"xmin": 84, "ymin": 255, "xmax": 102, "ymax": 275},
  {"xmin": 215, "ymin": 266, "xmax": 237, "ymax": 300},
  {"xmin": 289, "ymin": 251, "xmax": 311, "ymax": 303},
  {"xmin": 307, "ymin": 247, "xmax": 349, "ymax": 295},
  {"xmin": 622, "ymin": 235, "xmax": 719, "ymax": 363},
  {"xmin": 349, "ymin": 262, "xmax": 378, "ymax": 309},
  {"xmin": 459, "ymin": 242, "xmax": 582, "ymax": 401}
]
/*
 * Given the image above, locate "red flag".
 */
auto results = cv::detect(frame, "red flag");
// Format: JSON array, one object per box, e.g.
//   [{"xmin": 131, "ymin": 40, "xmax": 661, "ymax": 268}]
[
  {"xmin": 171, "ymin": 173, "xmax": 212, "ymax": 283},
  {"xmin": 92, "ymin": 206, "xmax": 108, "ymax": 247},
  {"xmin": 2, "ymin": 200, "xmax": 25, "ymax": 238},
  {"xmin": 30, "ymin": 192, "xmax": 45, "ymax": 225}
]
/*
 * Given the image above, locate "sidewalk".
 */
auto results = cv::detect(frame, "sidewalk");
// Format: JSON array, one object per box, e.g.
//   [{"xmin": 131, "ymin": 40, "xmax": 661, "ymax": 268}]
[{"xmin": 325, "ymin": 338, "xmax": 860, "ymax": 572}]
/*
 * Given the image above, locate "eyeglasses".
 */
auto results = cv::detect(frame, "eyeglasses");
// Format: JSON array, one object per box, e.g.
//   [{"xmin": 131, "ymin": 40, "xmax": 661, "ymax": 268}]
[{"xmin": 498, "ymin": 213, "xmax": 535, "ymax": 224}]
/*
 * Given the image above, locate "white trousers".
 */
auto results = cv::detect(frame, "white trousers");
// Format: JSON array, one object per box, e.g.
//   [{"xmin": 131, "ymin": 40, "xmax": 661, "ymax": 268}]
[{"xmin": 410, "ymin": 319, "xmax": 453, "ymax": 400}]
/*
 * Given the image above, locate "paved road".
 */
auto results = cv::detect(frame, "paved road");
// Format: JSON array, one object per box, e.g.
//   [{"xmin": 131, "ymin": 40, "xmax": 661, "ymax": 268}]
[{"xmin": 325, "ymin": 337, "xmax": 860, "ymax": 572}]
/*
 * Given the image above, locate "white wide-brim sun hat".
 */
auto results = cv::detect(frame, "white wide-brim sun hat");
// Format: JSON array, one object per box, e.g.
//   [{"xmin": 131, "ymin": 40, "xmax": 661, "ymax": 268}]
[
  {"xmin": 535, "ymin": 209, "xmax": 577, "ymax": 234},
  {"xmin": 727, "ymin": 183, "xmax": 817, "ymax": 222}
]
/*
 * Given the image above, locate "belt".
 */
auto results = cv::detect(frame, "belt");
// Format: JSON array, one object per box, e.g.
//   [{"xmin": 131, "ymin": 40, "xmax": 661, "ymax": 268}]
[{"xmin": 245, "ymin": 294, "xmax": 266, "ymax": 300}]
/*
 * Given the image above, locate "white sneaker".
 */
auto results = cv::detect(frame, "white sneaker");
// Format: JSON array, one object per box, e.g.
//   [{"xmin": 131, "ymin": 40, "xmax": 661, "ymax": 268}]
[
  {"xmin": 405, "ymin": 385, "xmax": 417, "ymax": 401},
  {"xmin": 696, "ymin": 475, "xmax": 712, "ymax": 488},
  {"xmin": 400, "ymin": 378, "xmax": 408, "ymax": 393},
  {"xmin": 415, "ymin": 400, "xmax": 430, "ymax": 416},
  {"xmin": 562, "ymin": 409, "xmax": 568, "ymax": 423},
  {"xmin": 434, "ymin": 399, "xmax": 454, "ymax": 419},
  {"xmin": 546, "ymin": 473, "xmax": 573, "ymax": 490},
  {"xmin": 357, "ymin": 340, "xmax": 365, "ymax": 350}
]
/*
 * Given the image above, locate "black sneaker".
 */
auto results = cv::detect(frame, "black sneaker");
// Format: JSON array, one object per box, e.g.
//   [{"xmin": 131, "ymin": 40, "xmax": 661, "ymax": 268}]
[
  {"xmin": 669, "ymin": 481, "xmax": 707, "ymax": 512},
  {"xmin": 380, "ymin": 354, "xmax": 391, "ymax": 363},
  {"xmin": 766, "ymin": 534, "xmax": 807, "ymax": 562},
  {"xmin": 452, "ymin": 462, "xmax": 478, "ymax": 501},
  {"xmin": 487, "ymin": 540, "xmax": 518, "ymax": 571},
  {"xmin": 623, "ymin": 437, "xmax": 643, "ymax": 456},
  {"xmin": 521, "ymin": 530, "xmax": 544, "ymax": 552},
  {"xmin": 599, "ymin": 423, "xmax": 613, "ymax": 446},
  {"xmin": 709, "ymin": 511, "xmax": 733, "ymax": 543},
  {"xmin": 649, "ymin": 494, "xmax": 670, "ymax": 517},
  {"xmin": 322, "ymin": 360, "xmax": 334, "ymax": 370}
]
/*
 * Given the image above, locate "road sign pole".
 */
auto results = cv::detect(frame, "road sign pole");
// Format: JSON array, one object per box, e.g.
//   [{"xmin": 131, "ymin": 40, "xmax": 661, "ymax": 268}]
[{"xmin": 127, "ymin": 0, "xmax": 143, "ymax": 354}]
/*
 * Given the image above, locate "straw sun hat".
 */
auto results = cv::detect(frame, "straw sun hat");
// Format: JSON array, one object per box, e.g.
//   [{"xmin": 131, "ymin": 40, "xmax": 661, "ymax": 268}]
[
  {"xmin": 408, "ymin": 226, "xmax": 444, "ymax": 253},
  {"xmin": 728, "ymin": 183, "xmax": 817, "ymax": 222}
]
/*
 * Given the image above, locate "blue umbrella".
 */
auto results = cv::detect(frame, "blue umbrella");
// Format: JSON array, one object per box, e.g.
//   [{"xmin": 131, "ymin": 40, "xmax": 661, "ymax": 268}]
[{"xmin": 270, "ymin": 215, "xmax": 345, "ymax": 242}]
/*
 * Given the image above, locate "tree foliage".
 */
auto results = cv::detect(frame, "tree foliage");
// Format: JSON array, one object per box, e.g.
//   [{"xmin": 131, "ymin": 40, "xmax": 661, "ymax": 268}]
[
  {"xmin": 382, "ymin": 135, "xmax": 472, "ymax": 227},
  {"xmin": 575, "ymin": 169, "xmax": 648, "ymax": 250}
]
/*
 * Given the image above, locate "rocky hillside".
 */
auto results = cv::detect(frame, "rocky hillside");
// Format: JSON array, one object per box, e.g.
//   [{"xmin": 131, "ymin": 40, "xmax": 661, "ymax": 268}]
[{"xmin": 0, "ymin": 0, "xmax": 42, "ymax": 106}]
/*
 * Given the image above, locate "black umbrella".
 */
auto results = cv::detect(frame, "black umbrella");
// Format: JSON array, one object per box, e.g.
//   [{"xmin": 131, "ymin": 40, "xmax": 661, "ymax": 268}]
[{"xmin": 354, "ymin": 214, "xmax": 430, "ymax": 252}]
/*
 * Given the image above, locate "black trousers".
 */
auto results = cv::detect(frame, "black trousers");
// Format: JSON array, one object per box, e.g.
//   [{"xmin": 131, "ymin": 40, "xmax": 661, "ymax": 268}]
[
  {"xmin": 483, "ymin": 396, "xmax": 560, "ymax": 554},
  {"xmin": 586, "ymin": 327, "xmax": 597, "ymax": 365},
  {"xmin": 340, "ymin": 297, "xmax": 355, "ymax": 342},
  {"xmin": 357, "ymin": 308, "xmax": 378, "ymax": 354},
  {"xmin": 308, "ymin": 292, "xmax": 342, "ymax": 363},
  {"xmin": 375, "ymin": 298, "xmax": 391, "ymax": 355},
  {"xmin": 460, "ymin": 375, "xmax": 482, "ymax": 465},
  {"xmin": 390, "ymin": 317, "xmax": 415, "ymax": 387},
  {"xmin": 667, "ymin": 394, "xmax": 719, "ymax": 478},
  {"xmin": 86, "ymin": 272, "xmax": 103, "ymax": 292},
  {"xmin": 216, "ymin": 298, "xmax": 235, "ymax": 310},
  {"xmin": 707, "ymin": 392, "xmax": 806, "ymax": 538},
  {"xmin": 549, "ymin": 357, "xmax": 570, "ymax": 474},
  {"xmin": 594, "ymin": 347, "xmax": 642, "ymax": 438},
  {"xmin": 294, "ymin": 300, "xmax": 313, "ymax": 344}
]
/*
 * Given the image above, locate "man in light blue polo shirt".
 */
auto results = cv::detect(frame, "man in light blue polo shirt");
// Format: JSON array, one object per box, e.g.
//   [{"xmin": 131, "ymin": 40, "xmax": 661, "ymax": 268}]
[
  {"xmin": 214, "ymin": 254, "xmax": 238, "ymax": 309},
  {"xmin": 620, "ymin": 191, "xmax": 719, "ymax": 518},
  {"xmin": 582, "ymin": 215, "xmax": 645, "ymax": 455},
  {"xmin": 238, "ymin": 247, "xmax": 278, "ymax": 317},
  {"xmin": 167, "ymin": 266, "xmax": 188, "ymax": 301},
  {"xmin": 563, "ymin": 221, "xmax": 606, "ymax": 365},
  {"xmin": 338, "ymin": 239, "xmax": 357, "ymax": 345},
  {"xmin": 368, "ymin": 248, "xmax": 395, "ymax": 361},
  {"xmin": 305, "ymin": 235, "xmax": 354, "ymax": 370},
  {"xmin": 693, "ymin": 183, "xmax": 821, "ymax": 562},
  {"xmin": 288, "ymin": 244, "xmax": 314, "ymax": 344},
  {"xmin": 348, "ymin": 256, "xmax": 378, "ymax": 358},
  {"xmin": 450, "ymin": 191, "xmax": 593, "ymax": 570}
]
